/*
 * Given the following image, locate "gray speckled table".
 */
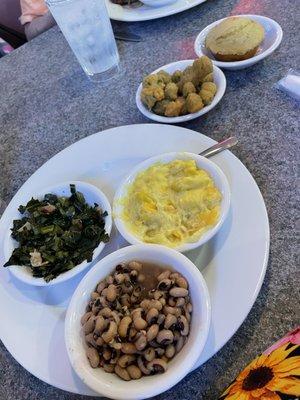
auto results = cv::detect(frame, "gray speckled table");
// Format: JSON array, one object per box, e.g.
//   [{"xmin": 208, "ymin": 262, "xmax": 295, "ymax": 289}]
[{"xmin": 0, "ymin": 0, "xmax": 299, "ymax": 399}]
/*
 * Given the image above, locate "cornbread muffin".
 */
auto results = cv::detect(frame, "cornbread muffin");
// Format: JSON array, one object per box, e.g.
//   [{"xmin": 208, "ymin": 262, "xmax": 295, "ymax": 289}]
[{"xmin": 205, "ymin": 17, "xmax": 265, "ymax": 62}]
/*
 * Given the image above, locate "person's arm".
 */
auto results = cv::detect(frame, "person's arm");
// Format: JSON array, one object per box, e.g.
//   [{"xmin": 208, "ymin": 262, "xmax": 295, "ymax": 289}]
[
  {"xmin": 24, "ymin": 11, "xmax": 56, "ymax": 40},
  {"xmin": 20, "ymin": 0, "xmax": 56, "ymax": 40}
]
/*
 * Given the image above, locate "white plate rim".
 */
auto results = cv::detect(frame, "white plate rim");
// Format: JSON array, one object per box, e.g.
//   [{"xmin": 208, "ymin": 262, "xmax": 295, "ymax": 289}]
[
  {"xmin": 0, "ymin": 123, "xmax": 270, "ymax": 395},
  {"xmin": 194, "ymin": 14, "xmax": 283, "ymax": 69},
  {"xmin": 106, "ymin": 0, "xmax": 208, "ymax": 22},
  {"xmin": 136, "ymin": 60, "xmax": 226, "ymax": 123}
]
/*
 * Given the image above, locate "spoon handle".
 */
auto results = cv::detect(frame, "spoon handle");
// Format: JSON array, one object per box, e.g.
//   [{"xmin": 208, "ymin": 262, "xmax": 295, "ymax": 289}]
[{"xmin": 199, "ymin": 136, "xmax": 238, "ymax": 158}]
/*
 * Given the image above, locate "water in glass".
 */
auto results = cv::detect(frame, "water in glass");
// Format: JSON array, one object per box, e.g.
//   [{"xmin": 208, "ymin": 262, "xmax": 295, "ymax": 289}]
[{"xmin": 47, "ymin": 0, "xmax": 119, "ymax": 81}]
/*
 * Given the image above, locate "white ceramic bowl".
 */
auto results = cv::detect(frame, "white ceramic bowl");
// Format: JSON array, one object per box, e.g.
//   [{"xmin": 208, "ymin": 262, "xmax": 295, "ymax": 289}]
[
  {"xmin": 136, "ymin": 60, "xmax": 226, "ymax": 123},
  {"xmin": 194, "ymin": 14, "xmax": 283, "ymax": 70},
  {"xmin": 113, "ymin": 152, "xmax": 230, "ymax": 252},
  {"xmin": 140, "ymin": 0, "xmax": 177, "ymax": 6},
  {"xmin": 3, "ymin": 181, "xmax": 112, "ymax": 286},
  {"xmin": 65, "ymin": 244, "xmax": 211, "ymax": 400}
]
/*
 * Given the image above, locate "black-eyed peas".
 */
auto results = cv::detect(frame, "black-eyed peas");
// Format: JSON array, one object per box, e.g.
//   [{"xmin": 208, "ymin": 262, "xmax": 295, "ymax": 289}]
[
  {"xmin": 127, "ymin": 364, "xmax": 142, "ymax": 380},
  {"xmin": 118, "ymin": 316, "xmax": 132, "ymax": 337},
  {"xmin": 81, "ymin": 261, "xmax": 192, "ymax": 380}
]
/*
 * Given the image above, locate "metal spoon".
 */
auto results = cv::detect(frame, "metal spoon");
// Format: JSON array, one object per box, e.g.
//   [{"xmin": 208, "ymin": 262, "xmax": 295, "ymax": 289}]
[{"xmin": 199, "ymin": 136, "xmax": 238, "ymax": 158}]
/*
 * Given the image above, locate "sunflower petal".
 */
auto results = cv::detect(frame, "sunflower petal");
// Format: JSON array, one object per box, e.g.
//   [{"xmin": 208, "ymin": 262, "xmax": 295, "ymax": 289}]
[
  {"xmin": 267, "ymin": 376, "xmax": 300, "ymax": 395},
  {"xmin": 260, "ymin": 391, "xmax": 281, "ymax": 400},
  {"xmin": 267, "ymin": 343, "xmax": 298, "ymax": 367},
  {"xmin": 253, "ymin": 353, "xmax": 269, "ymax": 368},
  {"xmin": 221, "ymin": 384, "xmax": 233, "ymax": 396},
  {"xmin": 237, "ymin": 367, "xmax": 253, "ymax": 382},
  {"xmin": 221, "ymin": 381, "xmax": 241, "ymax": 396},
  {"xmin": 251, "ymin": 388, "xmax": 269, "ymax": 397},
  {"xmin": 226, "ymin": 391, "xmax": 251, "ymax": 400},
  {"xmin": 273, "ymin": 356, "xmax": 300, "ymax": 376}
]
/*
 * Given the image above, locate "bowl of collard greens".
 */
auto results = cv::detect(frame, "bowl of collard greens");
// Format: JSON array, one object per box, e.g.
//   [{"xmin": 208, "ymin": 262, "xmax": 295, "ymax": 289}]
[{"xmin": 3, "ymin": 181, "xmax": 112, "ymax": 286}]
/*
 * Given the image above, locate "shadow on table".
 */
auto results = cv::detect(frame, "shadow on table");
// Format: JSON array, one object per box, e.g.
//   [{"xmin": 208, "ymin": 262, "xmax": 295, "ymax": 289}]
[
  {"xmin": 55, "ymin": 69, "xmax": 95, "ymax": 99},
  {"xmin": 55, "ymin": 65, "xmax": 128, "ymax": 100}
]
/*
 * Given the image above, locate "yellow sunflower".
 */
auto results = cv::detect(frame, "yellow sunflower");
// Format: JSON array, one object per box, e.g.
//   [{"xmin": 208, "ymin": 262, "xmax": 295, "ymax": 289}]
[{"xmin": 220, "ymin": 343, "xmax": 300, "ymax": 400}]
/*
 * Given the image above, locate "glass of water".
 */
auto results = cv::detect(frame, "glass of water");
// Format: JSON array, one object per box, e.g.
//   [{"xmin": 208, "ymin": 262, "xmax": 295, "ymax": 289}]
[{"xmin": 46, "ymin": 0, "xmax": 119, "ymax": 82}]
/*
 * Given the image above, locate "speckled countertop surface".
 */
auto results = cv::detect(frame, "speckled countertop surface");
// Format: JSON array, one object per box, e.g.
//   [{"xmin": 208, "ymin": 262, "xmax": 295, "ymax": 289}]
[{"xmin": 0, "ymin": 0, "xmax": 299, "ymax": 399}]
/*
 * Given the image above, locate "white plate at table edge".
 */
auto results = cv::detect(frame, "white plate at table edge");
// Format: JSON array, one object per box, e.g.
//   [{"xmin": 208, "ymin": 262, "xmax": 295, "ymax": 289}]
[
  {"xmin": 106, "ymin": 0, "xmax": 207, "ymax": 22},
  {"xmin": 0, "ymin": 124, "xmax": 269, "ymax": 395}
]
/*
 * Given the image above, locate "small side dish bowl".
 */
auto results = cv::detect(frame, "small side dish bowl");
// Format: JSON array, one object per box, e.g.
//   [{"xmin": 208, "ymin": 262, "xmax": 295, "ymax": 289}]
[
  {"xmin": 136, "ymin": 60, "xmax": 226, "ymax": 123},
  {"xmin": 3, "ymin": 181, "xmax": 112, "ymax": 286},
  {"xmin": 65, "ymin": 244, "xmax": 211, "ymax": 400},
  {"xmin": 194, "ymin": 14, "xmax": 283, "ymax": 70},
  {"xmin": 113, "ymin": 152, "xmax": 230, "ymax": 252}
]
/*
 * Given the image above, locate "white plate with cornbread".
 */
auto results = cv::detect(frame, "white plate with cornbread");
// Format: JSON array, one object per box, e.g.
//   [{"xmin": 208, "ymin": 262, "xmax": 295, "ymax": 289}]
[{"xmin": 194, "ymin": 15, "xmax": 283, "ymax": 70}]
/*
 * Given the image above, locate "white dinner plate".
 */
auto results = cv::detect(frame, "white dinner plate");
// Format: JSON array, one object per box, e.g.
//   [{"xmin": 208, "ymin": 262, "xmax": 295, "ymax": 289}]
[
  {"xmin": 106, "ymin": 0, "xmax": 207, "ymax": 22},
  {"xmin": 0, "ymin": 124, "xmax": 269, "ymax": 395}
]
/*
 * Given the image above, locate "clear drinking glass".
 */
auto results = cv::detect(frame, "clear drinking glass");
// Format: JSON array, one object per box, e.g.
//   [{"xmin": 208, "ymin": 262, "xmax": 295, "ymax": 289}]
[{"xmin": 46, "ymin": 0, "xmax": 119, "ymax": 82}]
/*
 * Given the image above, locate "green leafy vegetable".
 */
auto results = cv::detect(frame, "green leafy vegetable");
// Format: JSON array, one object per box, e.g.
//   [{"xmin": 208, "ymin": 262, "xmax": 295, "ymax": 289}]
[{"xmin": 4, "ymin": 185, "xmax": 109, "ymax": 282}]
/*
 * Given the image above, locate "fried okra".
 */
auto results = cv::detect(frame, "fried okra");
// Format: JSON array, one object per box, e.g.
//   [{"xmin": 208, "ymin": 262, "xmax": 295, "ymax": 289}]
[
  {"xmin": 143, "ymin": 74, "xmax": 165, "ymax": 89},
  {"xmin": 202, "ymin": 72, "xmax": 214, "ymax": 83},
  {"xmin": 152, "ymin": 99, "xmax": 171, "ymax": 116},
  {"xmin": 199, "ymin": 82, "xmax": 217, "ymax": 105},
  {"xmin": 176, "ymin": 97, "xmax": 187, "ymax": 115},
  {"xmin": 186, "ymin": 93, "xmax": 204, "ymax": 113},
  {"xmin": 182, "ymin": 82, "xmax": 196, "ymax": 98},
  {"xmin": 157, "ymin": 70, "xmax": 172, "ymax": 85},
  {"xmin": 165, "ymin": 99, "xmax": 184, "ymax": 117},
  {"xmin": 141, "ymin": 85, "xmax": 165, "ymax": 109},
  {"xmin": 192, "ymin": 56, "xmax": 213, "ymax": 83},
  {"xmin": 165, "ymin": 82, "xmax": 178, "ymax": 100},
  {"xmin": 177, "ymin": 66, "xmax": 198, "ymax": 92},
  {"xmin": 171, "ymin": 70, "xmax": 182, "ymax": 83},
  {"xmin": 140, "ymin": 56, "xmax": 217, "ymax": 116}
]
